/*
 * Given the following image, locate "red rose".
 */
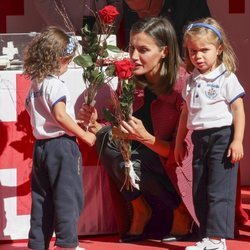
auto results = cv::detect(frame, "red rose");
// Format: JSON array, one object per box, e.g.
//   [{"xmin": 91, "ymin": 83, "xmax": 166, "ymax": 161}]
[
  {"xmin": 98, "ymin": 5, "xmax": 119, "ymax": 24},
  {"xmin": 115, "ymin": 58, "xmax": 135, "ymax": 79}
]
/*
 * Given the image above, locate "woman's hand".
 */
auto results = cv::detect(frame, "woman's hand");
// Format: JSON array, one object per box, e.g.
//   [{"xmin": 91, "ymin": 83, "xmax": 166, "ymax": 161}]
[
  {"xmin": 120, "ymin": 115, "xmax": 152, "ymax": 142},
  {"xmin": 112, "ymin": 126, "xmax": 130, "ymax": 140},
  {"xmin": 111, "ymin": 116, "xmax": 150, "ymax": 141},
  {"xmin": 120, "ymin": 116, "xmax": 170, "ymax": 158}
]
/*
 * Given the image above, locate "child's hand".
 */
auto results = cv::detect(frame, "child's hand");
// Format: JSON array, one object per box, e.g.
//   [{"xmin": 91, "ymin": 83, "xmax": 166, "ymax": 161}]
[
  {"xmin": 77, "ymin": 104, "xmax": 97, "ymax": 129},
  {"xmin": 227, "ymin": 140, "xmax": 244, "ymax": 163},
  {"xmin": 83, "ymin": 131, "xmax": 96, "ymax": 147},
  {"xmin": 88, "ymin": 121, "xmax": 103, "ymax": 135},
  {"xmin": 174, "ymin": 142, "xmax": 188, "ymax": 166}
]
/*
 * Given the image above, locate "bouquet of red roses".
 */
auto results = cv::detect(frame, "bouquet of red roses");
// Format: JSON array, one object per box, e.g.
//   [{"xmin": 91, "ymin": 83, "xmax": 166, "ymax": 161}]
[
  {"xmin": 73, "ymin": 5, "xmax": 121, "ymax": 107},
  {"xmin": 103, "ymin": 58, "xmax": 140, "ymax": 191}
]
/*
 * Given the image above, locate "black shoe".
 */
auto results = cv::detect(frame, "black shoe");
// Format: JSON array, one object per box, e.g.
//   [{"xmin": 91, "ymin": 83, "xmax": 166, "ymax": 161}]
[
  {"xmin": 161, "ymin": 235, "xmax": 184, "ymax": 242},
  {"xmin": 120, "ymin": 233, "xmax": 145, "ymax": 243},
  {"xmin": 161, "ymin": 233, "xmax": 193, "ymax": 242}
]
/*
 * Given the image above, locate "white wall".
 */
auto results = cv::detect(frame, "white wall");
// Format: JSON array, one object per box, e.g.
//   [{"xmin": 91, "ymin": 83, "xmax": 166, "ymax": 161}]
[{"xmin": 5, "ymin": 0, "xmax": 250, "ymax": 185}]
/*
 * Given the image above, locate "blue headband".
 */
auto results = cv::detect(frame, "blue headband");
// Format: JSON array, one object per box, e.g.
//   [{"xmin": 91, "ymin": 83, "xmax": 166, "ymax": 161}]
[
  {"xmin": 187, "ymin": 23, "xmax": 223, "ymax": 42},
  {"xmin": 63, "ymin": 37, "xmax": 77, "ymax": 56}
]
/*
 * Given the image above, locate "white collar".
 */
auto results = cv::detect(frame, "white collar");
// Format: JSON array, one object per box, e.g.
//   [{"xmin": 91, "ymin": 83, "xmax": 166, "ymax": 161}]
[{"xmin": 192, "ymin": 63, "xmax": 227, "ymax": 82}]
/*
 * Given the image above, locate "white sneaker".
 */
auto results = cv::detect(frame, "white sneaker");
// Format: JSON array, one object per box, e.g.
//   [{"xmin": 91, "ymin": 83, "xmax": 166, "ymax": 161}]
[
  {"xmin": 75, "ymin": 247, "xmax": 85, "ymax": 250},
  {"xmin": 54, "ymin": 246, "xmax": 85, "ymax": 250},
  {"xmin": 185, "ymin": 238, "xmax": 227, "ymax": 250}
]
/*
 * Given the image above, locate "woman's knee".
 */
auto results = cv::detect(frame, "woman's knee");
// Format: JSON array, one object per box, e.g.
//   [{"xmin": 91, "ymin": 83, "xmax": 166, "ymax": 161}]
[{"xmin": 95, "ymin": 125, "xmax": 112, "ymax": 153}]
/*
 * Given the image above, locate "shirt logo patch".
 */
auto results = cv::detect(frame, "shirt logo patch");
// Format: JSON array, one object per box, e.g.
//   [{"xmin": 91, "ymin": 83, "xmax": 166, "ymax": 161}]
[{"xmin": 205, "ymin": 87, "xmax": 217, "ymax": 99}]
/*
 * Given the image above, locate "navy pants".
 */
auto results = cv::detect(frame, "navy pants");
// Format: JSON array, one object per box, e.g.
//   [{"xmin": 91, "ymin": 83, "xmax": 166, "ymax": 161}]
[
  {"xmin": 28, "ymin": 135, "xmax": 84, "ymax": 250},
  {"xmin": 191, "ymin": 126, "xmax": 238, "ymax": 239}
]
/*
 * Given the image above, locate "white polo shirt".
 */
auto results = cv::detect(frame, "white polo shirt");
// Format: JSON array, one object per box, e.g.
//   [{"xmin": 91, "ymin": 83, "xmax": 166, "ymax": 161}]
[
  {"xmin": 25, "ymin": 75, "xmax": 75, "ymax": 139},
  {"xmin": 182, "ymin": 63, "xmax": 245, "ymax": 130}
]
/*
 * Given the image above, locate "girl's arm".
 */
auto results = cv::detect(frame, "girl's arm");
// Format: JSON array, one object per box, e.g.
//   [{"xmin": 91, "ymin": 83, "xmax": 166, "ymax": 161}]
[
  {"xmin": 174, "ymin": 103, "xmax": 189, "ymax": 165},
  {"xmin": 228, "ymin": 97, "xmax": 245, "ymax": 163},
  {"xmin": 52, "ymin": 101, "xmax": 96, "ymax": 146}
]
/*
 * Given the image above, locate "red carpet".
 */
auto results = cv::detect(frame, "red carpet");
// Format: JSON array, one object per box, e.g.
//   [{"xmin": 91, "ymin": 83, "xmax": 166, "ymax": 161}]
[
  {"xmin": 1, "ymin": 187, "xmax": 250, "ymax": 250},
  {"xmin": 0, "ymin": 233, "xmax": 250, "ymax": 250}
]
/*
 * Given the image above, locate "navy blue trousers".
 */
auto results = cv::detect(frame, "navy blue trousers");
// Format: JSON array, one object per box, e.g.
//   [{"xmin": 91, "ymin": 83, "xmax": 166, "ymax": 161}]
[
  {"xmin": 28, "ymin": 135, "xmax": 84, "ymax": 250},
  {"xmin": 191, "ymin": 126, "xmax": 238, "ymax": 239}
]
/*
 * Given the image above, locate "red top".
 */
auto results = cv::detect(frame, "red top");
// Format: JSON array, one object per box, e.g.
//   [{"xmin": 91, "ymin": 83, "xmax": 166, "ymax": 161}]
[{"xmin": 133, "ymin": 67, "xmax": 198, "ymax": 225}]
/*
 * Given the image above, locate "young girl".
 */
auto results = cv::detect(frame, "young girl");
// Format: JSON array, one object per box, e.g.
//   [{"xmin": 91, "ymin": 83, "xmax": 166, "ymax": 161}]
[
  {"xmin": 23, "ymin": 26, "xmax": 95, "ymax": 250},
  {"xmin": 175, "ymin": 17, "xmax": 245, "ymax": 250}
]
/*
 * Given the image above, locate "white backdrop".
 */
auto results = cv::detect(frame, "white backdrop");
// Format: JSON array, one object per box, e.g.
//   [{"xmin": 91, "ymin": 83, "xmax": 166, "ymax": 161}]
[
  {"xmin": 0, "ymin": 69, "xmax": 118, "ymax": 240},
  {"xmin": 3, "ymin": 1, "xmax": 250, "ymax": 184}
]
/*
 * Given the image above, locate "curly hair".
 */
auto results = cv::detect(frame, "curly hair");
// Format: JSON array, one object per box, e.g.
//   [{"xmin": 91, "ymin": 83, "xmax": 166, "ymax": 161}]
[{"xmin": 23, "ymin": 26, "xmax": 76, "ymax": 83}]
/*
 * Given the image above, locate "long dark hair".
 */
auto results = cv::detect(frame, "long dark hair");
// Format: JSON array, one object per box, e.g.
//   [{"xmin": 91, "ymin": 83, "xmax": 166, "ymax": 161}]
[{"xmin": 130, "ymin": 17, "xmax": 181, "ymax": 94}]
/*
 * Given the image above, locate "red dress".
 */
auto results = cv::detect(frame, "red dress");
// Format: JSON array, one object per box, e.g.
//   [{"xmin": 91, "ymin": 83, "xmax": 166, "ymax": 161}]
[{"xmin": 133, "ymin": 67, "xmax": 198, "ymax": 227}]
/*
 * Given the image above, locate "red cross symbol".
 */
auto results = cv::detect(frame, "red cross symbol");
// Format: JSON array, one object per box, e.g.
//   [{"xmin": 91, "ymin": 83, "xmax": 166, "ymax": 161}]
[
  {"xmin": 229, "ymin": 0, "xmax": 245, "ymax": 13},
  {"xmin": 0, "ymin": 73, "xmax": 99, "ymax": 219},
  {"xmin": 0, "ymin": 74, "xmax": 33, "ymax": 218},
  {"xmin": 0, "ymin": 0, "xmax": 246, "ymax": 33},
  {"xmin": 0, "ymin": 0, "xmax": 24, "ymax": 32}
]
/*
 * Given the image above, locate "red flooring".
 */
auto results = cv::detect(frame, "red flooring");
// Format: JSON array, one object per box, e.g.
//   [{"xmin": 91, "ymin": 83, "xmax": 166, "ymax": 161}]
[
  {"xmin": 0, "ymin": 233, "xmax": 250, "ymax": 250},
  {"xmin": 1, "ymin": 187, "xmax": 250, "ymax": 250}
]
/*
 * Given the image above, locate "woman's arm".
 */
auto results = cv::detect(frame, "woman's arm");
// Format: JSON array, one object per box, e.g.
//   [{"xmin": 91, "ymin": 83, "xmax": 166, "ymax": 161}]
[{"xmin": 120, "ymin": 116, "xmax": 170, "ymax": 158}]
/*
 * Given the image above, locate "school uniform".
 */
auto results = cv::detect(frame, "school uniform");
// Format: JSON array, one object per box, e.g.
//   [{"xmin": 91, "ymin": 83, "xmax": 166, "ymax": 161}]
[
  {"xmin": 182, "ymin": 63, "xmax": 245, "ymax": 238},
  {"xmin": 26, "ymin": 75, "xmax": 84, "ymax": 249}
]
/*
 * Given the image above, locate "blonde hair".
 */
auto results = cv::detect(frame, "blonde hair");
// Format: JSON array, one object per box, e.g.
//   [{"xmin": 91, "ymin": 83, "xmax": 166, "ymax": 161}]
[
  {"xmin": 183, "ymin": 17, "xmax": 237, "ymax": 73},
  {"xmin": 23, "ymin": 26, "xmax": 76, "ymax": 83}
]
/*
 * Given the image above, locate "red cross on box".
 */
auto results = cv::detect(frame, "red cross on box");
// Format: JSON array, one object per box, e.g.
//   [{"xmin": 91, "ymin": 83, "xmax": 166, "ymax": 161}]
[
  {"xmin": 0, "ymin": 0, "xmax": 24, "ymax": 32},
  {"xmin": 229, "ymin": 0, "xmax": 245, "ymax": 13},
  {"xmin": 0, "ymin": 72, "xmax": 100, "ymax": 218},
  {"xmin": 0, "ymin": 73, "xmax": 33, "ymax": 217}
]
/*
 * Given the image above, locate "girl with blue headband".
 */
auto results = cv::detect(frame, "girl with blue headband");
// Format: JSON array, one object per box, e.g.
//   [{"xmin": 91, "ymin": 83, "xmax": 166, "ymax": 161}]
[{"xmin": 175, "ymin": 17, "xmax": 245, "ymax": 250}]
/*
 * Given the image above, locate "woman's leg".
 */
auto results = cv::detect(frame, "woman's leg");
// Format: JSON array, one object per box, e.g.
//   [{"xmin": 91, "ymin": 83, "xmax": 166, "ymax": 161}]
[
  {"xmin": 96, "ymin": 126, "xmax": 180, "ymax": 237},
  {"xmin": 96, "ymin": 126, "xmax": 150, "ymax": 236},
  {"xmin": 129, "ymin": 195, "xmax": 152, "ymax": 235},
  {"xmin": 95, "ymin": 126, "xmax": 141, "ymax": 201}
]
